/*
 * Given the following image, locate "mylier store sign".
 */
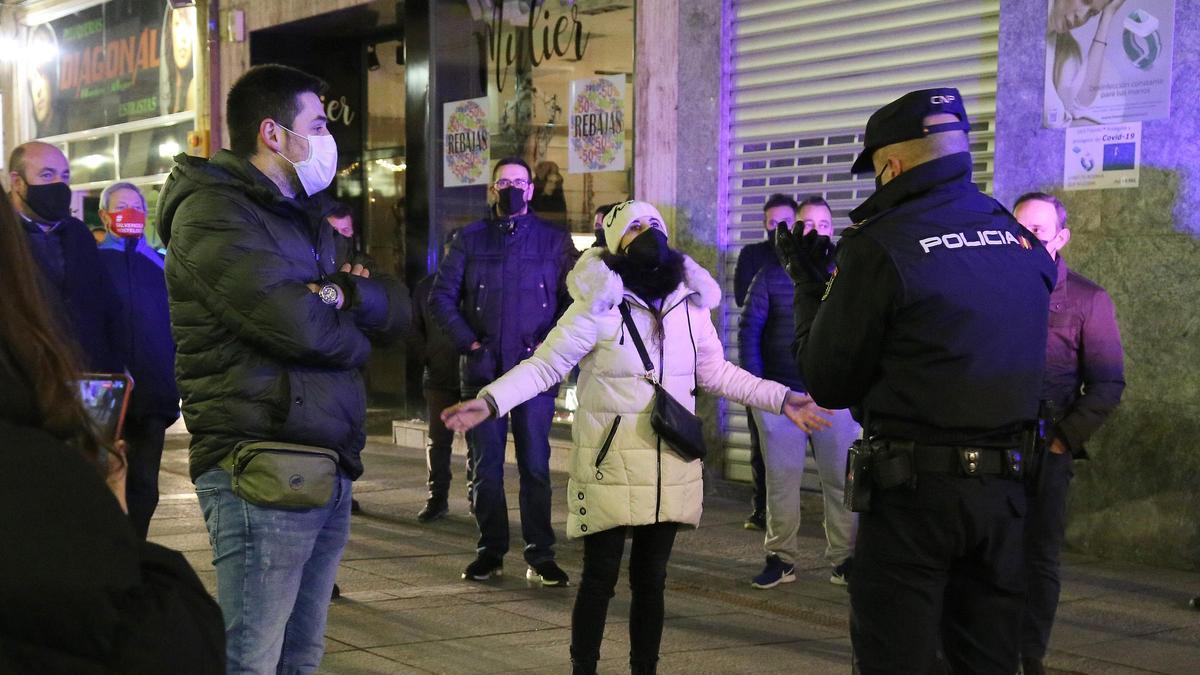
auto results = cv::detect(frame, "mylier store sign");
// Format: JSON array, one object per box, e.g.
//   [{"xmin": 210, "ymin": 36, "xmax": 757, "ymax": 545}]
[{"xmin": 25, "ymin": 0, "xmax": 196, "ymax": 137}]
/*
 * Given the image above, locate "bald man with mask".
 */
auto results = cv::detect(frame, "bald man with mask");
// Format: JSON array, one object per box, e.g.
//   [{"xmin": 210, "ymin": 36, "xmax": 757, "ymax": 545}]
[
  {"xmin": 8, "ymin": 141, "xmax": 126, "ymax": 374},
  {"xmin": 776, "ymin": 88, "xmax": 1055, "ymax": 673}
]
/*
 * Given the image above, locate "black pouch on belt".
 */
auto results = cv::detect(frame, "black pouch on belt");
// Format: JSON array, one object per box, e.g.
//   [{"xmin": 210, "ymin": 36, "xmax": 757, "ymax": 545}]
[
  {"xmin": 844, "ymin": 439, "xmax": 874, "ymax": 513},
  {"xmin": 872, "ymin": 439, "xmax": 915, "ymax": 489}
]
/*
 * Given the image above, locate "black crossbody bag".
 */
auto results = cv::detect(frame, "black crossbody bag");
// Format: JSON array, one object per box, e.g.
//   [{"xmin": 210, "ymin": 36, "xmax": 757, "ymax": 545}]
[{"xmin": 618, "ymin": 301, "xmax": 708, "ymax": 462}]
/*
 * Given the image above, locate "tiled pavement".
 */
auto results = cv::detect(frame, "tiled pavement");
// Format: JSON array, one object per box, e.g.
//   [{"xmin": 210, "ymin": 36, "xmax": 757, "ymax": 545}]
[{"xmin": 152, "ymin": 434, "xmax": 1200, "ymax": 674}]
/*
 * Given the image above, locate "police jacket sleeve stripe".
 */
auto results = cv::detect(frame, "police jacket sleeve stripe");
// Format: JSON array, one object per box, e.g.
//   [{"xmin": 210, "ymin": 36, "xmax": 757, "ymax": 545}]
[{"xmin": 796, "ymin": 234, "xmax": 900, "ymax": 410}]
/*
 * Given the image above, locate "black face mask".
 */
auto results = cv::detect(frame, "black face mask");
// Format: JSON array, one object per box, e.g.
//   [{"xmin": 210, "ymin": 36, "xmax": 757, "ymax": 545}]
[
  {"xmin": 22, "ymin": 181, "xmax": 73, "ymax": 223},
  {"xmin": 874, "ymin": 166, "xmax": 888, "ymax": 190},
  {"xmin": 622, "ymin": 228, "xmax": 670, "ymax": 268},
  {"xmin": 497, "ymin": 186, "xmax": 527, "ymax": 216}
]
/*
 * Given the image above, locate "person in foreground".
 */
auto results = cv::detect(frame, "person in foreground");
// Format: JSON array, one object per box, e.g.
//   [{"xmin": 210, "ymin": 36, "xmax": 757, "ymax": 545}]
[
  {"xmin": 0, "ymin": 187, "xmax": 225, "ymax": 672},
  {"xmin": 443, "ymin": 200, "xmax": 829, "ymax": 675}
]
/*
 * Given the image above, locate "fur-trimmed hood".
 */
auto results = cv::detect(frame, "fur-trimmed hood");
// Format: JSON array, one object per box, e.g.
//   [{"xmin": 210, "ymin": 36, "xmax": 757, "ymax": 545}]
[{"xmin": 566, "ymin": 247, "xmax": 722, "ymax": 314}]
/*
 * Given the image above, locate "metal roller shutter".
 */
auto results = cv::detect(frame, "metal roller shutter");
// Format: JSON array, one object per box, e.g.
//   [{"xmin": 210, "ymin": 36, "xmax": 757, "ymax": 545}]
[{"xmin": 720, "ymin": 0, "xmax": 1000, "ymax": 483}]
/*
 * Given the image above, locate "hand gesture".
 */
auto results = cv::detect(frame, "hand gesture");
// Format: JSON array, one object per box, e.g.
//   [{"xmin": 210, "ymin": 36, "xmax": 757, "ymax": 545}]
[
  {"xmin": 441, "ymin": 399, "xmax": 493, "ymax": 433},
  {"xmin": 781, "ymin": 391, "xmax": 833, "ymax": 433},
  {"xmin": 775, "ymin": 225, "xmax": 835, "ymax": 285}
]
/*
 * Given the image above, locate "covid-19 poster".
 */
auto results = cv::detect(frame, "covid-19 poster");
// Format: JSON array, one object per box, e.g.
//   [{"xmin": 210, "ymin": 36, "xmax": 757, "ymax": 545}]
[
  {"xmin": 1063, "ymin": 122, "xmax": 1141, "ymax": 190},
  {"xmin": 1043, "ymin": 0, "xmax": 1173, "ymax": 128},
  {"xmin": 1046, "ymin": 0, "xmax": 1176, "ymax": 127}
]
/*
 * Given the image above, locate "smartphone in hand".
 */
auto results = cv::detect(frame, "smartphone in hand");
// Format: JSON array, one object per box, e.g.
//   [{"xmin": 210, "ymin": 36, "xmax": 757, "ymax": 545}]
[{"xmin": 78, "ymin": 372, "xmax": 134, "ymax": 443}]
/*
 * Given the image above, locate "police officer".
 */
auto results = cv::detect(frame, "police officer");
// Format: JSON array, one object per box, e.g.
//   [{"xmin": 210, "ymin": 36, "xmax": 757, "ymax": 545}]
[{"xmin": 776, "ymin": 88, "xmax": 1056, "ymax": 673}]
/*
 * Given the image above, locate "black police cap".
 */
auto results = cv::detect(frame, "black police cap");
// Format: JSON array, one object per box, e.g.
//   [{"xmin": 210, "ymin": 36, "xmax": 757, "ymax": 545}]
[{"xmin": 850, "ymin": 87, "xmax": 971, "ymax": 175}]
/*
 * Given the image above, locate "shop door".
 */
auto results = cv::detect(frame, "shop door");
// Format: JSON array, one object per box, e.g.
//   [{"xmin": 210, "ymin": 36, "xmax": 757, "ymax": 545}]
[{"xmin": 720, "ymin": 0, "xmax": 1000, "ymax": 482}]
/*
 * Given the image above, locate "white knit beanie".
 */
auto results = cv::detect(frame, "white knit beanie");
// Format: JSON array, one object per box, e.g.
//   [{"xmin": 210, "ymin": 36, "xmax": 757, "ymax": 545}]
[{"xmin": 601, "ymin": 200, "xmax": 669, "ymax": 254}]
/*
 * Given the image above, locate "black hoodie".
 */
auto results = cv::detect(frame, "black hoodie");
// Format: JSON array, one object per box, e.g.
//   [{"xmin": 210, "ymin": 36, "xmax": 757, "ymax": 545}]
[{"xmin": 157, "ymin": 150, "xmax": 409, "ymax": 481}]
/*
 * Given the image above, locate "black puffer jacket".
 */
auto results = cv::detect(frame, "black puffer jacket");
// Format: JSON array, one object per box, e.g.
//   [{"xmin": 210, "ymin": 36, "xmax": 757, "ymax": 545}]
[
  {"xmin": 738, "ymin": 258, "xmax": 804, "ymax": 390},
  {"xmin": 158, "ymin": 151, "xmax": 409, "ymax": 481}
]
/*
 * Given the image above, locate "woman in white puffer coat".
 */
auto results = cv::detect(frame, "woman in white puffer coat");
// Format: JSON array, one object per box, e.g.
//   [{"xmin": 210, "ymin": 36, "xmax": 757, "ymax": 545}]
[{"xmin": 443, "ymin": 201, "xmax": 829, "ymax": 675}]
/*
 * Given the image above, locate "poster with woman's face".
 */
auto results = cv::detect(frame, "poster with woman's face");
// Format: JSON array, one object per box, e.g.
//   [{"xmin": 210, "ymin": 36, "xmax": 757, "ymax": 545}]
[
  {"xmin": 160, "ymin": 4, "xmax": 197, "ymax": 115},
  {"xmin": 1043, "ymin": 0, "xmax": 1174, "ymax": 127},
  {"xmin": 23, "ymin": 0, "xmax": 199, "ymax": 138},
  {"xmin": 26, "ymin": 23, "xmax": 63, "ymax": 137}
]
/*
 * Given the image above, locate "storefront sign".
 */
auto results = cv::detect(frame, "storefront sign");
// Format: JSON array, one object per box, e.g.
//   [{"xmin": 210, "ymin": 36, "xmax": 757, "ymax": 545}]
[
  {"xmin": 1043, "ymin": 0, "xmax": 1173, "ymax": 127},
  {"xmin": 567, "ymin": 75, "xmax": 625, "ymax": 174},
  {"xmin": 1063, "ymin": 122, "xmax": 1141, "ymax": 190},
  {"xmin": 474, "ymin": 2, "xmax": 590, "ymax": 93},
  {"xmin": 24, "ymin": 0, "xmax": 197, "ymax": 137},
  {"xmin": 443, "ymin": 97, "xmax": 492, "ymax": 187}
]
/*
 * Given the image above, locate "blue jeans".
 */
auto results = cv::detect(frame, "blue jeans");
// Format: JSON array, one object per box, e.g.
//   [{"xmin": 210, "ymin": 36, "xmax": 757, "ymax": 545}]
[
  {"xmin": 467, "ymin": 392, "xmax": 556, "ymax": 564},
  {"xmin": 195, "ymin": 467, "xmax": 352, "ymax": 674}
]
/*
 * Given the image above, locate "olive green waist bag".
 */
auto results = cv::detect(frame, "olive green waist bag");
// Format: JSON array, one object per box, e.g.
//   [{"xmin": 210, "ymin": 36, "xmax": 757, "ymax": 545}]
[{"xmin": 218, "ymin": 441, "xmax": 340, "ymax": 509}]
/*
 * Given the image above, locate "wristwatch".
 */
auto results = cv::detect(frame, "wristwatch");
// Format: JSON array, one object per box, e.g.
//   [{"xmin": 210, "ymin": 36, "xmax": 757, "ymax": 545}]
[{"xmin": 318, "ymin": 283, "xmax": 341, "ymax": 307}]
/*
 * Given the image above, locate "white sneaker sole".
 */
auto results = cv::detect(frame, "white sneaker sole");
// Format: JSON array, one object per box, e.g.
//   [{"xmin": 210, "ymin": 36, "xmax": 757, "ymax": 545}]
[
  {"xmin": 462, "ymin": 567, "xmax": 503, "ymax": 581},
  {"xmin": 526, "ymin": 568, "xmax": 570, "ymax": 587},
  {"xmin": 751, "ymin": 571, "xmax": 796, "ymax": 590},
  {"xmin": 829, "ymin": 574, "xmax": 848, "ymax": 586}
]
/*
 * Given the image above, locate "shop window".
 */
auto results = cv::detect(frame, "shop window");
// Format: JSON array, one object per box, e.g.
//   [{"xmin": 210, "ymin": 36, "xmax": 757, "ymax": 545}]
[
  {"xmin": 67, "ymin": 136, "xmax": 117, "ymax": 185},
  {"xmin": 119, "ymin": 120, "xmax": 194, "ymax": 178}
]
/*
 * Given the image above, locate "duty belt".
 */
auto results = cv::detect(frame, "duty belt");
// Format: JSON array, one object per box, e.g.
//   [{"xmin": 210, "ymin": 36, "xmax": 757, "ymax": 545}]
[{"xmin": 912, "ymin": 444, "xmax": 1021, "ymax": 477}]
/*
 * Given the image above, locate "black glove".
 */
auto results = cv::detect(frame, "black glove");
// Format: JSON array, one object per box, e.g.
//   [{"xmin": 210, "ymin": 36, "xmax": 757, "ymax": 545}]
[{"xmin": 775, "ymin": 225, "xmax": 835, "ymax": 284}]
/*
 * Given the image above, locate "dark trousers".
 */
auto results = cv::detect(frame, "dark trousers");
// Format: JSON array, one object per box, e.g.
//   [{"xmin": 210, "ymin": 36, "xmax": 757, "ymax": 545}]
[
  {"xmin": 124, "ymin": 415, "xmax": 171, "ymax": 539},
  {"xmin": 746, "ymin": 406, "xmax": 766, "ymax": 513},
  {"xmin": 466, "ymin": 392, "xmax": 556, "ymax": 564},
  {"xmin": 850, "ymin": 474, "xmax": 1026, "ymax": 675},
  {"xmin": 1021, "ymin": 451, "xmax": 1074, "ymax": 659},
  {"xmin": 571, "ymin": 523, "xmax": 679, "ymax": 673},
  {"xmin": 424, "ymin": 388, "xmax": 460, "ymax": 500}
]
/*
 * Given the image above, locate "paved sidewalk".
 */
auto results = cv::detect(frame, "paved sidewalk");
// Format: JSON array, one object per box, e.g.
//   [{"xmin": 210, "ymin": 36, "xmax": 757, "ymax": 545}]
[{"xmin": 153, "ymin": 435, "xmax": 1200, "ymax": 674}]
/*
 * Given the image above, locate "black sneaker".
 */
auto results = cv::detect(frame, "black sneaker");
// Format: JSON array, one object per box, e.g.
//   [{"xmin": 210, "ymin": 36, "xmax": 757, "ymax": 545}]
[
  {"xmin": 526, "ymin": 560, "xmax": 570, "ymax": 587},
  {"xmin": 417, "ymin": 499, "xmax": 449, "ymax": 523},
  {"xmin": 462, "ymin": 553, "xmax": 503, "ymax": 581},
  {"xmin": 743, "ymin": 510, "xmax": 766, "ymax": 531},
  {"xmin": 751, "ymin": 554, "xmax": 795, "ymax": 589},
  {"xmin": 830, "ymin": 557, "xmax": 852, "ymax": 587}
]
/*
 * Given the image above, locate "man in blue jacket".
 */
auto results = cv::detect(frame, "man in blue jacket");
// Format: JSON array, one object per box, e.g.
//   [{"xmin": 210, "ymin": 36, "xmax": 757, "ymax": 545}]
[
  {"xmin": 429, "ymin": 157, "xmax": 576, "ymax": 586},
  {"xmin": 1013, "ymin": 192, "xmax": 1125, "ymax": 675},
  {"xmin": 8, "ymin": 141, "xmax": 125, "ymax": 374},
  {"xmin": 739, "ymin": 195, "xmax": 859, "ymax": 591},
  {"xmin": 731, "ymin": 194, "xmax": 795, "ymax": 531},
  {"xmin": 96, "ymin": 181, "xmax": 180, "ymax": 539}
]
